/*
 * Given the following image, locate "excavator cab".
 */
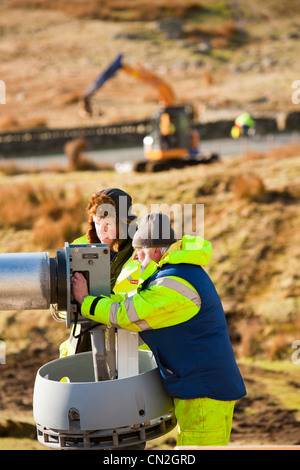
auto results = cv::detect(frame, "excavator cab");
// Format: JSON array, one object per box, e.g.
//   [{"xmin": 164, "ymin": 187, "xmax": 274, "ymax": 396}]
[
  {"xmin": 144, "ymin": 104, "xmax": 196, "ymax": 160},
  {"xmin": 134, "ymin": 103, "xmax": 202, "ymax": 171}
]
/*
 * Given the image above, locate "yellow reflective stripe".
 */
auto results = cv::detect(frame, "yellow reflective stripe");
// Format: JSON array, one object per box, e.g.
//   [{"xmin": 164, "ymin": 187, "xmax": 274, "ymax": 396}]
[
  {"xmin": 82, "ymin": 274, "xmax": 200, "ymax": 332},
  {"xmin": 109, "ymin": 298, "xmax": 152, "ymax": 331},
  {"xmin": 148, "ymin": 276, "xmax": 201, "ymax": 309},
  {"xmin": 134, "ymin": 284, "xmax": 198, "ymax": 330},
  {"xmin": 109, "ymin": 302, "xmax": 120, "ymax": 327},
  {"xmin": 124, "ymin": 298, "xmax": 152, "ymax": 331}
]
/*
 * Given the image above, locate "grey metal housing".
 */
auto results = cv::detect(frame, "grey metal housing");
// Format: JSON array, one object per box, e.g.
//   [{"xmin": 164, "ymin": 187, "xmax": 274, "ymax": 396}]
[
  {"xmin": 0, "ymin": 252, "xmax": 51, "ymax": 310},
  {"xmin": 0, "ymin": 245, "xmax": 176, "ymax": 449},
  {"xmin": 34, "ymin": 350, "xmax": 176, "ymax": 449}
]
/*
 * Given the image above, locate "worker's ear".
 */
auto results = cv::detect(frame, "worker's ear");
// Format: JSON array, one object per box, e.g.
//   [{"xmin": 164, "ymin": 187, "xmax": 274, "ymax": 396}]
[{"xmin": 153, "ymin": 247, "xmax": 163, "ymax": 261}]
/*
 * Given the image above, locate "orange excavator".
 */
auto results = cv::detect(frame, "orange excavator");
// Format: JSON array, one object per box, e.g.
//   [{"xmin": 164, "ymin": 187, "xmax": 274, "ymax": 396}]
[{"xmin": 80, "ymin": 54, "xmax": 218, "ymax": 172}]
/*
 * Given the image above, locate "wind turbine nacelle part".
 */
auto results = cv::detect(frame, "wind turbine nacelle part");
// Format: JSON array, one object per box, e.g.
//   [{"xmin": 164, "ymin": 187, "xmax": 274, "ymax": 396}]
[
  {"xmin": 0, "ymin": 252, "xmax": 53, "ymax": 310},
  {"xmin": 0, "ymin": 244, "xmax": 177, "ymax": 449},
  {"xmin": 34, "ymin": 350, "xmax": 176, "ymax": 450},
  {"xmin": 0, "ymin": 243, "xmax": 111, "ymax": 328}
]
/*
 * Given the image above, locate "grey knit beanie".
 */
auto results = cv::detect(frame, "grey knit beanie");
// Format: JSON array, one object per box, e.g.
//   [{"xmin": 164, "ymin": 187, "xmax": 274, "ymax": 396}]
[{"xmin": 132, "ymin": 212, "xmax": 176, "ymax": 248}]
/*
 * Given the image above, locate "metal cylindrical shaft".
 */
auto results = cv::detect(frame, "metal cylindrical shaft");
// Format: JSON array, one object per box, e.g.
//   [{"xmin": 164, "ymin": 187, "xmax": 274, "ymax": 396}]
[
  {"xmin": 0, "ymin": 252, "xmax": 52, "ymax": 310},
  {"xmin": 90, "ymin": 327, "xmax": 111, "ymax": 382}
]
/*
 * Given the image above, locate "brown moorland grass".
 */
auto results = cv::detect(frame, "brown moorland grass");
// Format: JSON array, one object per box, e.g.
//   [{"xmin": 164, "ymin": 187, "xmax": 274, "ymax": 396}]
[
  {"xmin": 0, "ymin": 150, "xmax": 299, "ymax": 448},
  {"xmin": 246, "ymin": 142, "xmax": 300, "ymax": 161},
  {"xmin": 7, "ymin": 0, "xmax": 205, "ymax": 21},
  {"xmin": 0, "ymin": 182, "xmax": 85, "ymax": 248},
  {"xmin": 7, "ymin": 0, "xmax": 300, "ymax": 21},
  {"xmin": 1, "ymin": 0, "xmax": 300, "ymax": 131}
]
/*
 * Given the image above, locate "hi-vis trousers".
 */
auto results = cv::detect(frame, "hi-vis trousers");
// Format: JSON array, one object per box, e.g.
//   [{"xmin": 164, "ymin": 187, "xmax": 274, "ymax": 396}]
[{"xmin": 174, "ymin": 397, "xmax": 236, "ymax": 446}]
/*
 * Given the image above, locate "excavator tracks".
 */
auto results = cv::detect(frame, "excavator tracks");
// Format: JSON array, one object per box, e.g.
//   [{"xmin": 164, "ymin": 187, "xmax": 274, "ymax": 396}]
[{"xmin": 133, "ymin": 153, "xmax": 219, "ymax": 173}]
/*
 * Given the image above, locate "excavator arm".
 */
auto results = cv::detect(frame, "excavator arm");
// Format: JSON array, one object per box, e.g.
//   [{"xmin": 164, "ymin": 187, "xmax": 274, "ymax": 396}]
[
  {"xmin": 79, "ymin": 53, "xmax": 219, "ymax": 171},
  {"xmin": 80, "ymin": 53, "xmax": 176, "ymax": 115},
  {"xmin": 121, "ymin": 62, "xmax": 176, "ymax": 106}
]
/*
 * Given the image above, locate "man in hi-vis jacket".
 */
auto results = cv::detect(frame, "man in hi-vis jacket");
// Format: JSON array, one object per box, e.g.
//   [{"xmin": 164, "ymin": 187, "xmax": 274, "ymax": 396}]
[{"xmin": 72, "ymin": 212, "xmax": 246, "ymax": 447}]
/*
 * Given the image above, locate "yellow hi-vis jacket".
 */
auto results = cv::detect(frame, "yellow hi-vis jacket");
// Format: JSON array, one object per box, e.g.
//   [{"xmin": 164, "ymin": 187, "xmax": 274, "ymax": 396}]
[
  {"xmin": 79, "ymin": 235, "xmax": 246, "ymax": 405},
  {"xmin": 80, "ymin": 235, "xmax": 212, "ymax": 331}
]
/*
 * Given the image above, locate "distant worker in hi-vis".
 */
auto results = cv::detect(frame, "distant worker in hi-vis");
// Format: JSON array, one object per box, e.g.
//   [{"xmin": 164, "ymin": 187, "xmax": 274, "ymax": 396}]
[{"xmin": 231, "ymin": 112, "xmax": 256, "ymax": 139}]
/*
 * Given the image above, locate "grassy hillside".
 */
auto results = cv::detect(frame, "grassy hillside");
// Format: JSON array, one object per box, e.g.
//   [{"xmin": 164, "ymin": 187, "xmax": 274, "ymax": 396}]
[
  {"xmin": 1, "ymin": 0, "xmax": 300, "ymax": 131},
  {"xmin": 1, "ymin": 145, "xmax": 299, "ymax": 359},
  {"xmin": 0, "ymin": 0, "xmax": 300, "ymax": 449},
  {"xmin": 0, "ymin": 144, "xmax": 300, "ymax": 448}
]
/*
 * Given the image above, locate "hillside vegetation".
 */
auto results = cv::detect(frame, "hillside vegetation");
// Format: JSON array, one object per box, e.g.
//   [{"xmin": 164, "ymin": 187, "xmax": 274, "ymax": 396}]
[
  {"xmin": 0, "ymin": 0, "xmax": 300, "ymax": 450},
  {"xmin": 0, "ymin": 145, "xmax": 300, "ymax": 448},
  {"xmin": 0, "ymin": 146, "xmax": 299, "ymax": 360},
  {"xmin": 1, "ymin": 0, "xmax": 300, "ymax": 130}
]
